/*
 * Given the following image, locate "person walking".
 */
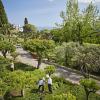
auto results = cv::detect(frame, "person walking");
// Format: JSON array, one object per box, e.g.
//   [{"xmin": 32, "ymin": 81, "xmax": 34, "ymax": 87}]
[
  {"xmin": 38, "ymin": 77, "xmax": 45, "ymax": 93},
  {"xmin": 47, "ymin": 75, "xmax": 52, "ymax": 93},
  {"xmin": 10, "ymin": 61, "xmax": 14, "ymax": 71}
]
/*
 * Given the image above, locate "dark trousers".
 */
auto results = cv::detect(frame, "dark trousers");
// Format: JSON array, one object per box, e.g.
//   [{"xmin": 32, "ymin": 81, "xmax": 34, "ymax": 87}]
[
  {"xmin": 10, "ymin": 68, "xmax": 14, "ymax": 71},
  {"xmin": 48, "ymin": 84, "xmax": 52, "ymax": 93},
  {"xmin": 38, "ymin": 85, "xmax": 44, "ymax": 92}
]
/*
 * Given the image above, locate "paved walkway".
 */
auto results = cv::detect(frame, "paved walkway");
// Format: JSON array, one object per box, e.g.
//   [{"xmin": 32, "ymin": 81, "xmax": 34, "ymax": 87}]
[{"xmin": 16, "ymin": 48, "xmax": 47, "ymax": 70}]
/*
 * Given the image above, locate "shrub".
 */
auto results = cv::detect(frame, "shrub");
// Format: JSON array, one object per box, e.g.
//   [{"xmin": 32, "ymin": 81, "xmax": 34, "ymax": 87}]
[
  {"xmin": 45, "ymin": 65, "xmax": 56, "ymax": 76},
  {"xmin": 52, "ymin": 93, "xmax": 76, "ymax": 100},
  {"xmin": 80, "ymin": 78, "xmax": 100, "ymax": 100},
  {"xmin": 0, "ymin": 56, "xmax": 10, "ymax": 72}
]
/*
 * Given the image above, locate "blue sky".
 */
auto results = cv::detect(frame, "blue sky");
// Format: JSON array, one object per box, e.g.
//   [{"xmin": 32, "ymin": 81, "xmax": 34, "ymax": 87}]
[{"xmin": 2, "ymin": 0, "xmax": 100, "ymax": 27}]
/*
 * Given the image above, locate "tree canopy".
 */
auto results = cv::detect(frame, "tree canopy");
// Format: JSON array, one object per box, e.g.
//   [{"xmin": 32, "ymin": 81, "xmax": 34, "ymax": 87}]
[
  {"xmin": 23, "ymin": 39, "xmax": 55, "ymax": 68},
  {"xmin": 0, "ymin": 40, "xmax": 16, "ymax": 58}
]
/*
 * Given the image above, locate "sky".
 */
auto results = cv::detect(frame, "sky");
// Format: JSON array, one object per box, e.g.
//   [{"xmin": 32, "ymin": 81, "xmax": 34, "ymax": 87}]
[{"xmin": 2, "ymin": 0, "xmax": 100, "ymax": 27}]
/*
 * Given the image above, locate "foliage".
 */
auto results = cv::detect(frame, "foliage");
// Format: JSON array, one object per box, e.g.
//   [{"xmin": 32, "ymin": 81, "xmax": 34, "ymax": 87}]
[
  {"xmin": 0, "ymin": 40, "xmax": 16, "ymax": 58},
  {"xmin": 23, "ymin": 24, "xmax": 37, "ymax": 40},
  {"xmin": 72, "ymin": 43, "xmax": 100, "ymax": 77},
  {"xmin": 23, "ymin": 39, "xmax": 55, "ymax": 68},
  {"xmin": 11, "ymin": 52, "xmax": 19, "ymax": 61},
  {"xmin": 0, "ymin": 56, "xmax": 10, "ymax": 72},
  {"xmin": 1, "ymin": 68, "xmax": 45, "ymax": 95},
  {"xmin": 0, "ymin": 63, "xmax": 100, "ymax": 100},
  {"xmin": 54, "ymin": 42, "xmax": 100, "ymax": 76},
  {"xmin": 0, "ymin": 0, "xmax": 8, "ymax": 27},
  {"xmin": 50, "ymin": 28, "xmax": 64, "ymax": 43},
  {"xmin": 0, "ymin": 24, "xmax": 13, "ymax": 40},
  {"xmin": 23, "ymin": 24, "xmax": 37, "ymax": 33},
  {"xmin": 60, "ymin": 1, "xmax": 100, "ymax": 44},
  {"xmin": 80, "ymin": 78, "xmax": 100, "ymax": 100},
  {"xmin": 39, "ymin": 29, "xmax": 52, "ymax": 39},
  {"xmin": 45, "ymin": 65, "xmax": 56, "ymax": 76},
  {"xmin": 80, "ymin": 78, "xmax": 100, "ymax": 92},
  {"xmin": 51, "ymin": 93, "xmax": 76, "ymax": 100},
  {"xmin": 54, "ymin": 42, "xmax": 80, "ymax": 66}
]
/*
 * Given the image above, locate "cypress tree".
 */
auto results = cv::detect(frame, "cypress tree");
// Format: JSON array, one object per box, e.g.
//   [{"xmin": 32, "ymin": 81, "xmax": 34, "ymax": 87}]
[
  {"xmin": 24, "ymin": 17, "xmax": 28, "ymax": 25},
  {"xmin": 0, "ymin": 0, "xmax": 8, "ymax": 27}
]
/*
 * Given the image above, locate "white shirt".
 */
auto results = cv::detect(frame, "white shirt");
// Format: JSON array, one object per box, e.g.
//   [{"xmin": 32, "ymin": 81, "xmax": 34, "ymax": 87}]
[
  {"xmin": 11, "ymin": 63, "xmax": 14, "ymax": 69},
  {"xmin": 48, "ymin": 77, "xmax": 52, "ymax": 85},
  {"xmin": 38, "ymin": 80, "xmax": 44, "ymax": 86}
]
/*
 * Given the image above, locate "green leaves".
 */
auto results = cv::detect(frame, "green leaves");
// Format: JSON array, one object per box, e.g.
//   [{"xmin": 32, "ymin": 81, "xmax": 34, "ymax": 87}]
[
  {"xmin": 0, "ymin": 0, "xmax": 8, "ymax": 27},
  {"xmin": 0, "ymin": 56, "xmax": 10, "ymax": 72},
  {"xmin": 11, "ymin": 52, "xmax": 19, "ymax": 61},
  {"xmin": 0, "ymin": 40, "xmax": 15, "ymax": 52},
  {"xmin": 23, "ymin": 39, "xmax": 55, "ymax": 68},
  {"xmin": 74, "ymin": 43, "xmax": 100, "ymax": 73},
  {"xmin": 45, "ymin": 65, "xmax": 56, "ymax": 76},
  {"xmin": 23, "ymin": 24, "xmax": 37, "ymax": 40},
  {"xmin": 54, "ymin": 42, "xmax": 100, "ymax": 76},
  {"xmin": 80, "ymin": 79, "xmax": 96, "ymax": 89},
  {"xmin": 1, "ymin": 69, "xmax": 45, "ymax": 94},
  {"xmin": 0, "ymin": 40, "xmax": 16, "ymax": 58},
  {"xmin": 60, "ymin": 1, "xmax": 100, "ymax": 44},
  {"xmin": 51, "ymin": 92, "xmax": 76, "ymax": 100},
  {"xmin": 23, "ymin": 39, "xmax": 55, "ymax": 58},
  {"xmin": 80, "ymin": 78, "xmax": 100, "ymax": 100}
]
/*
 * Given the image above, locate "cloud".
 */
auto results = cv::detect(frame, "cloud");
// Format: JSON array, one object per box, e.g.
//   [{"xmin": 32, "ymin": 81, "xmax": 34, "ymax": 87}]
[{"xmin": 78, "ymin": 0, "xmax": 100, "ymax": 3}]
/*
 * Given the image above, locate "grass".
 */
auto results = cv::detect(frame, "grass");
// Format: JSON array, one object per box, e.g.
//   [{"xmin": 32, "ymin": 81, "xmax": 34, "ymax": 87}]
[
  {"xmin": 0, "ymin": 57, "xmax": 100, "ymax": 100},
  {"xmin": 9, "ymin": 76, "xmax": 100, "ymax": 100}
]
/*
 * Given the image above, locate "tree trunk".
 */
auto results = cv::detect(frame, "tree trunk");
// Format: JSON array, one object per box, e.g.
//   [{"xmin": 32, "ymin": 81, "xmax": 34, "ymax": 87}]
[
  {"xmin": 2, "ymin": 50, "xmax": 7, "ymax": 58},
  {"xmin": 77, "ymin": 22, "xmax": 83, "ymax": 45},
  {"xmin": 81, "ymin": 65, "xmax": 89, "ymax": 78},
  {"xmin": 65, "ymin": 50, "xmax": 69, "ymax": 67},
  {"xmin": 37, "ymin": 57, "xmax": 42, "ymax": 69},
  {"xmin": 21, "ymin": 89, "xmax": 24, "ymax": 97},
  {"xmin": 79, "ymin": 39, "xmax": 83, "ymax": 45},
  {"xmin": 85, "ymin": 87, "xmax": 90, "ymax": 100},
  {"xmin": 86, "ymin": 92, "xmax": 89, "ymax": 100}
]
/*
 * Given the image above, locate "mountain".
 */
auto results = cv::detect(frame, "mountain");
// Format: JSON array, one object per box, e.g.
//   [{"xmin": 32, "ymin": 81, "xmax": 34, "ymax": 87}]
[{"xmin": 38, "ymin": 26, "xmax": 54, "ymax": 30}]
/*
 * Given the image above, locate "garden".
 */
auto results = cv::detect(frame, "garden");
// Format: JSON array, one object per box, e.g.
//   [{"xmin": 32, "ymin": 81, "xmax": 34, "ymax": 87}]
[
  {"xmin": 0, "ymin": 0, "xmax": 100, "ymax": 100},
  {"xmin": 0, "ymin": 57, "xmax": 100, "ymax": 100}
]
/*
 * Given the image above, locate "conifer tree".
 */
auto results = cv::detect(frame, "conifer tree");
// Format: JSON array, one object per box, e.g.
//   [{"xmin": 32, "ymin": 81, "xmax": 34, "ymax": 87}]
[
  {"xmin": 0, "ymin": 0, "xmax": 8, "ymax": 27},
  {"xmin": 24, "ymin": 17, "xmax": 28, "ymax": 25}
]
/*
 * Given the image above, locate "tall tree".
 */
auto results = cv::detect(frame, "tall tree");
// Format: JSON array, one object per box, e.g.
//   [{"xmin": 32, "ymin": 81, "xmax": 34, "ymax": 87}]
[
  {"xmin": 60, "ymin": 0, "xmax": 79, "ymax": 42},
  {"xmin": 24, "ymin": 17, "xmax": 28, "ymax": 25},
  {"xmin": 61, "ymin": 1, "xmax": 100, "ymax": 44},
  {"xmin": 0, "ymin": 0, "xmax": 8, "ymax": 27},
  {"xmin": 23, "ymin": 24, "xmax": 37, "ymax": 41},
  {"xmin": 23, "ymin": 39, "xmax": 55, "ymax": 69},
  {"xmin": 0, "ymin": 0, "xmax": 14, "ymax": 42},
  {"xmin": 22, "ymin": 17, "xmax": 37, "ymax": 41},
  {"xmin": 82, "ymin": 3, "xmax": 100, "ymax": 43}
]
